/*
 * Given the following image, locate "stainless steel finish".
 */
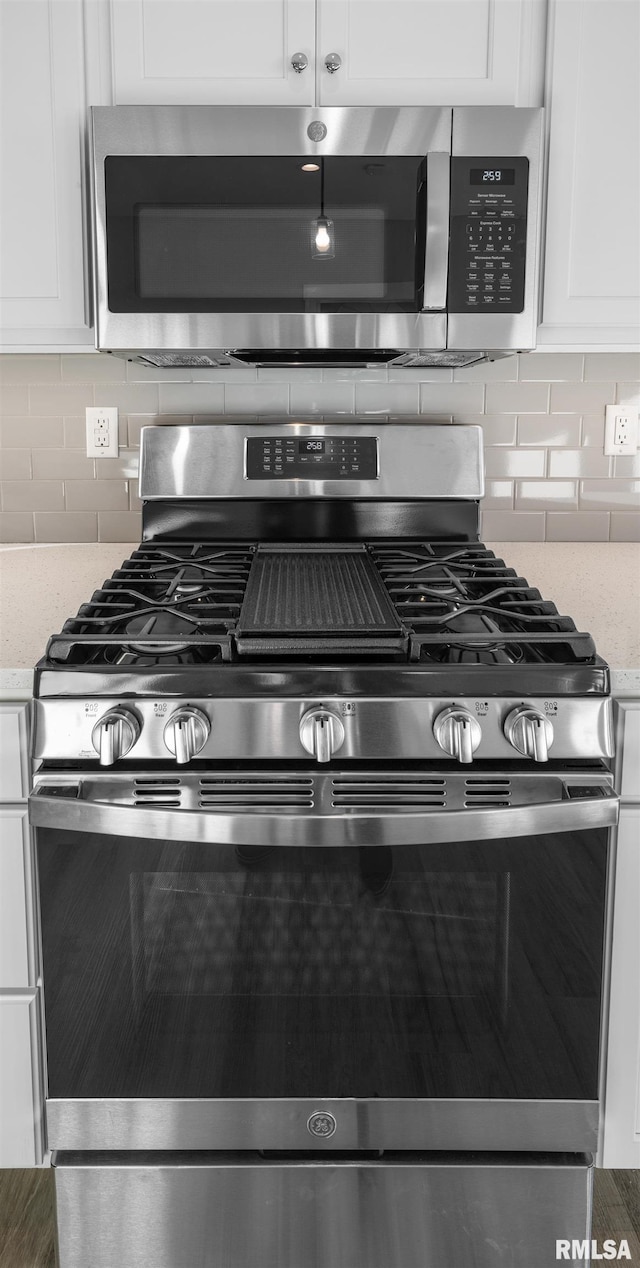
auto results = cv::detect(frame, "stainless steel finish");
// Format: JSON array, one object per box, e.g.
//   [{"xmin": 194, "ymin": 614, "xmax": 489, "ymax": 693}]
[
  {"xmin": 290, "ymin": 52, "xmax": 308, "ymax": 72},
  {"xmin": 92, "ymin": 104, "xmax": 453, "ymax": 159},
  {"xmin": 46, "ymin": 1095, "xmax": 600, "ymax": 1152},
  {"xmin": 422, "ymin": 151, "xmax": 450, "ymax": 311},
  {"xmin": 299, "ymin": 708, "xmax": 345, "ymax": 763},
  {"xmin": 96, "ymin": 315, "xmax": 449, "ymax": 363},
  {"xmin": 139, "ymin": 421, "xmax": 485, "ymax": 501},
  {"xmin": 433, "ymin": 706, "xmax": 482, "ymax": 764},
  {"xmin": 163, "ymin": 706, "xmax": 210, "ymax": 764},
  {"xmin": 30, "ymin": 771, "xmax": 618, "ymax": 847},
  {"xmin": 90, "ymin": 104, "xmax": 541, "ymax": 358},
  {"xmin": 504, "ymin": 705, "xmax": 554, "ymax": 762},
  {"xmin": 53, "ymin": 1153, "xmax": 593, "ymax": 1268},
  {"xmin": 324, "ymin": 52, "xmax": 342, "ymax": 72},
  {"xmin": 33, "ymin": 695, "xmax": 615, "ymax": 764},
  {"xmin": 90, "ymin": 708, "xmax": 140, "ymax": 767},
  {"xmin": 91, "ymin": 106, "xmax": 452, "ymax": 358},
  {"xmin": 449, "ymin": 106, "xmax": 544, "ymax": 354}
]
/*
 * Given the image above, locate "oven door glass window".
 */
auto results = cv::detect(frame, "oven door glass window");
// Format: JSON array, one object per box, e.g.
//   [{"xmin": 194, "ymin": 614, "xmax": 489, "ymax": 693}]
[
  {"xmin": 37, "ymin": 828, "xmax": 607, "ymax": 1101},
  {"xmin": 104, "ymin": 156, "xmax": 427, "ymax": 314}
]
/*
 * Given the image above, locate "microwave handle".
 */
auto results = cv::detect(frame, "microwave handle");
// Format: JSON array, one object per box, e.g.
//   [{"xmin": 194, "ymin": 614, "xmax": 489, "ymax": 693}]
[
  {"xmin": 423, "ymin": 152, "xmax": 450, "ymax": 311},
  {"xmin": 29, "ymin": 783, "xmax": 618, "ymax": 847}
]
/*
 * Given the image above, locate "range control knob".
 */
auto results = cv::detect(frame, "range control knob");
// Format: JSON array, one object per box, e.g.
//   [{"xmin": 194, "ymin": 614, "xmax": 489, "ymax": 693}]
[
  {"xmin": 433, "ymin": 706, "xmax": 482, "ymax": 764},
  {"xmin": 164, "ymin": 707, "xmax": 210, "ymax": 764},
  {"xmin": 504, "ymin": 706, "xmax": 553, "ymax": 762},
  {"xmin": 300, "ymin": 708, "xmax": 345, "ymax": 764},
  {"xmin": 92, "ymin": 708, "xmax": 140, "ymax": 766}
]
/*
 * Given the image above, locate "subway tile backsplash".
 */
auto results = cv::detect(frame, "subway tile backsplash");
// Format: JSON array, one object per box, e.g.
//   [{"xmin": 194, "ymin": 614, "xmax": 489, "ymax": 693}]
[{"xmin": 0, "ymin": 351, "xmax": 638, "ymax": 543}]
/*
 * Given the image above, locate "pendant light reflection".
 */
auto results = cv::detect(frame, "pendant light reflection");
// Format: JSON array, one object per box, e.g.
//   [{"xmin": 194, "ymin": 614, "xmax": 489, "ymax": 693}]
[
  {"xmin": 313, "ymin": 216, "xmax": 334, "ymax": 257},
  {"xmin": 305, "ymin": 157, "xmax": 335, "ymax": 259}
]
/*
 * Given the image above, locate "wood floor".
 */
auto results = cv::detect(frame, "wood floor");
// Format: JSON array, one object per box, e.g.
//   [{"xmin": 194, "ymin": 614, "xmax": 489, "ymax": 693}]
[{"xmin": 0, "ymin": 1166, "xmax": 638, "ymax": 1266}]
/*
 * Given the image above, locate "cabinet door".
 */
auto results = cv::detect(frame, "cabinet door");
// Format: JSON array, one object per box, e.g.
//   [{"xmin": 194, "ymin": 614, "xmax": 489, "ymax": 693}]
[
  {"xmin": 0, "ymin": 0, "xmax": 91, "ymax": 350},
  {"xmin": 616, "ymin": 700, "xmax": 640, "ymax": 802},
  {"xmin": 111, "ymin": 0, "xmax": 316, "ymax": 105},
  {"xmin": 0, "ymin": 991, "xmax": 43, "ymax": 1167},
  {"xmin": 0, "ymin": 808, "xmax": 36, "ymax": 989},
  {"xmin": 0, "ymin": 702, "xmax": 30, "ymax": 801},
  {"xmin": 539, "ymin": 0, "xmax": 640, "ymax": 347},
  {"xmin": 317, "ymin": 0, "xmax": 546, "ymax": 106},
  {"xmin": 601, "ymin": 806, "xmax": 640, "ymax": 1168}
]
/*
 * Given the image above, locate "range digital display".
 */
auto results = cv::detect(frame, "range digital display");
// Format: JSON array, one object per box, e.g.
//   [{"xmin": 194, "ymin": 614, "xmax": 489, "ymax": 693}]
[
  {"xmin": 245, "ymin": 435, "xmax": 378, "ymax": 479},
  {"xmin": 470, "ymin": 168, "xmax": 515, "ymax": 185}
]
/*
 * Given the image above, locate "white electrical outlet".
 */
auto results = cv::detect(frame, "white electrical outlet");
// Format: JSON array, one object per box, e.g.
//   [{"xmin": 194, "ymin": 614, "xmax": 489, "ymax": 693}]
[
  {"xmin": 604, "ymin": 405, "xmax": 639, "ymax": 456},
  {"xmin": 86, "ymin": 406, "xmax": 119, "ymax": 458}
]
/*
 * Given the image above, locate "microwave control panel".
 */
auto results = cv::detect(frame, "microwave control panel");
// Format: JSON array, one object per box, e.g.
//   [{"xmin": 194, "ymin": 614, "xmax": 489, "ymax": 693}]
[
  {"xmin": 448, "ymin": 157, "xmax": 529, "ymax": 314},
  {"xmin": 246, "ymin": 435, "xmax": 378, "ymax": 479}
]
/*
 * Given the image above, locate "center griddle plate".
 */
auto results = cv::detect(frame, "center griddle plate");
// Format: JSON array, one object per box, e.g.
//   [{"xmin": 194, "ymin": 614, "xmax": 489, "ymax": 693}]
[{"xmin": 236, "ymin": 544, "xmax": 404, "ymax": 645}]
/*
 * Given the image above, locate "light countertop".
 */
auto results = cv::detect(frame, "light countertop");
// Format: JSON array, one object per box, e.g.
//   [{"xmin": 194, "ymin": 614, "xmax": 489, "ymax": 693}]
[{"xmin": 1, "ymin": 541, "xmax": 639, "ymax": 695}]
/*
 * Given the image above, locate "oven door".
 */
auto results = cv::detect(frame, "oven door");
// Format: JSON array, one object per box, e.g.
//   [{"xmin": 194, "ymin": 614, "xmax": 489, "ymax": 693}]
[{"xmin": 31, "ymin": 769, "xmax": 617, "ymax": 1155}]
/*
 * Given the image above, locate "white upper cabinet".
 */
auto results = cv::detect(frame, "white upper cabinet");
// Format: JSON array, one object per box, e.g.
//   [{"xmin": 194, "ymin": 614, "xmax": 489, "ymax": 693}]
[
  {"xmin": 539, "ymin": 0, "xmax": 640, "ymax": 348},
  {"xmin": 317, "ymin": 0, "xmax": 546, "ymax": 106},
  {"xmin": 110, "ymin": 0, "xmax": 316, "ymax": 105},
  {"xmin": 109, "ymin": 0, "xmax": 546, "ymax": 108},
  {"xmin": 0, "ymin": 0, "xmax": 92, "ymax": 350}
]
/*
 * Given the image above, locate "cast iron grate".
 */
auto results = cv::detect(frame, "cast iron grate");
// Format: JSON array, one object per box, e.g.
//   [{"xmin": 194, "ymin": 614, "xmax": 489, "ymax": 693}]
[{"xmin": 42, "ymin": 539, "xmax": 597, "ymax": 668}]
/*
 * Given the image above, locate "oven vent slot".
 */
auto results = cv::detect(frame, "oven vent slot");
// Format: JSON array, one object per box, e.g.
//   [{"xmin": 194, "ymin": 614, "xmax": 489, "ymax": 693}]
[
  {"xmin": 133, "ymin": 777, "xmax": 183, "ymax": 807},
  {"xmin": 464, "ymin": 778, "xmax": 512, "ymax": 807},
  {"xmin": 332, "ymin": 777, "xmax": 446, "ymax": 810},
  {"xmin": 199, "ymin": 777, "xmax": 314, "ymax": 810}
]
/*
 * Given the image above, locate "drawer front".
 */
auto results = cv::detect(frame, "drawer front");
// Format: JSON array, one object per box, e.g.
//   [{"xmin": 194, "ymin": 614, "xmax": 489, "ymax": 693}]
[
  {"xmin": 0, "ymin": 806, "xmax": 36, "ymax": 987},
  {"xmin": 0, "ymin": 990, "xmax": 43, "ymax": 1166},
  {"xmin": 617, "ymin": 700, "xmax": 640, "ymax": 801},
  {"xmin": 0, "ymin": 702, "xmax": 30, "ymax": 801},
  {"xmin": 52, "ymin": 1154, "xmax": 593, "ymax": 1268}
]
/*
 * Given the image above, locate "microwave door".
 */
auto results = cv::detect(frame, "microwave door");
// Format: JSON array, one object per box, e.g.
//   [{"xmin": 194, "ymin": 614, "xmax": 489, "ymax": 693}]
[{"xmin": 422, "ymin": 152, "xmax": 450, "ymax": 311}]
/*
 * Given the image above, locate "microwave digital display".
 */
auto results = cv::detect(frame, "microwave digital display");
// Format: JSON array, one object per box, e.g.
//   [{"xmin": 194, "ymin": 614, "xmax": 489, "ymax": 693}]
[{"xmin": 469, "ymin": 168, "xmax": 515, "ymax": 185}]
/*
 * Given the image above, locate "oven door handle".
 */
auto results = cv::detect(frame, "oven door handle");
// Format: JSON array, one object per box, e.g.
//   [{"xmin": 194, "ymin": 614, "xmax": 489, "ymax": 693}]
[{"xmin": 29, "ymin": 783, "xmax": 619, "ymax": 846}]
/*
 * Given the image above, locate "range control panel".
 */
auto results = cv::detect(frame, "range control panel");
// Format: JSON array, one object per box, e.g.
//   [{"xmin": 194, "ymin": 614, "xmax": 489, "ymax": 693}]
[
  {"xmin": 448, "ymin": 156, "xmax": 529, "ymax": 314},
  {"xmin": 246, "ymin": 435, "xmax": 378, "ymax": 480}
]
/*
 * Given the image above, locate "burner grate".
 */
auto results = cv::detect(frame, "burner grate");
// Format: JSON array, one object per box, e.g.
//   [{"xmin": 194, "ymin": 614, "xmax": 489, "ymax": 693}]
[
  {"xmin": 46, "ymin": 543, "xmax": 254, "ymax": 664},
  {"xmin": 42, "ymin": 539, "xmax": 597, "ymax": 670},
  {"xmin": 368, "ymin": 543, "xmax": 596, "ymax": 665}
]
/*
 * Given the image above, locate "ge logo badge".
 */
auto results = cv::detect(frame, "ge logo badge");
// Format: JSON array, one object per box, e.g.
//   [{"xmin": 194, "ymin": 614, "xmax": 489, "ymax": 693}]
[
  {"xmin": 307, "ymin": 1112, "xmax": 337, "ymax": 1139},
  {"xmin": 307, "ymin": 121, "xmax": 328, "ymax": 142}
]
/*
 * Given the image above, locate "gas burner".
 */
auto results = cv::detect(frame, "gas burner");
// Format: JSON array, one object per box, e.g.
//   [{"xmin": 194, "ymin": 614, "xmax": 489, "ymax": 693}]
[{"xmin": 41, "ymin": 538, "xmax": 598, "ymax": 671}]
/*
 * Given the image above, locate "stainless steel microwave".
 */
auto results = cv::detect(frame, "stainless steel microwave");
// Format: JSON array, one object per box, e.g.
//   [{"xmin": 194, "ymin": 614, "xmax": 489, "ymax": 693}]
[{"xmin": 89, "ymin": 105, "xmax": 543, "ymax": 369}]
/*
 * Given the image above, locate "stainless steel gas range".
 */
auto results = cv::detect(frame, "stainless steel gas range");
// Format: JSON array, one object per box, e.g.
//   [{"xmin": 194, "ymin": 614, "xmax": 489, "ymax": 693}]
[{"xmin": 29, "ymin": 421, "xmax": 618, "ymax": 1268}]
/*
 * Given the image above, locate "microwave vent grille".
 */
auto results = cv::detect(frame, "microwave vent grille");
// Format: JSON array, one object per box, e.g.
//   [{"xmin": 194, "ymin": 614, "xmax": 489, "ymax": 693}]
[
  {"xmin": 134, "ymin": 353, "xmax": 231, "ymax": 369},
  {"xmin": 391, "ymin": 352, "xmax": 487, "ymax": 368}
]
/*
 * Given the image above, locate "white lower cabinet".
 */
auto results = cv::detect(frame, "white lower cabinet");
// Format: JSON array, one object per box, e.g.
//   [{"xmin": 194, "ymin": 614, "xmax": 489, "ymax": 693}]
[
  {"xmin": 0, "ymin": 696, "xmax": 44, "ymax": 1167},
  {"xmin": 0, "ymin": 990, "xmax": 43, "ymax": 1167},
  {"xmin": 601, "ymin": 806, "xmax": 640, "ymax": 1168},
  {"xmin": 600, "ymin": 700, "xmax": 640, "ymax": 1168},
  {"xmin": 0, "ymin": 703, "xmax": 31, "ymax": 801},
  {"xmin": 0, "ymin": 807, "xmax": 37, "ymax": 989}
]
